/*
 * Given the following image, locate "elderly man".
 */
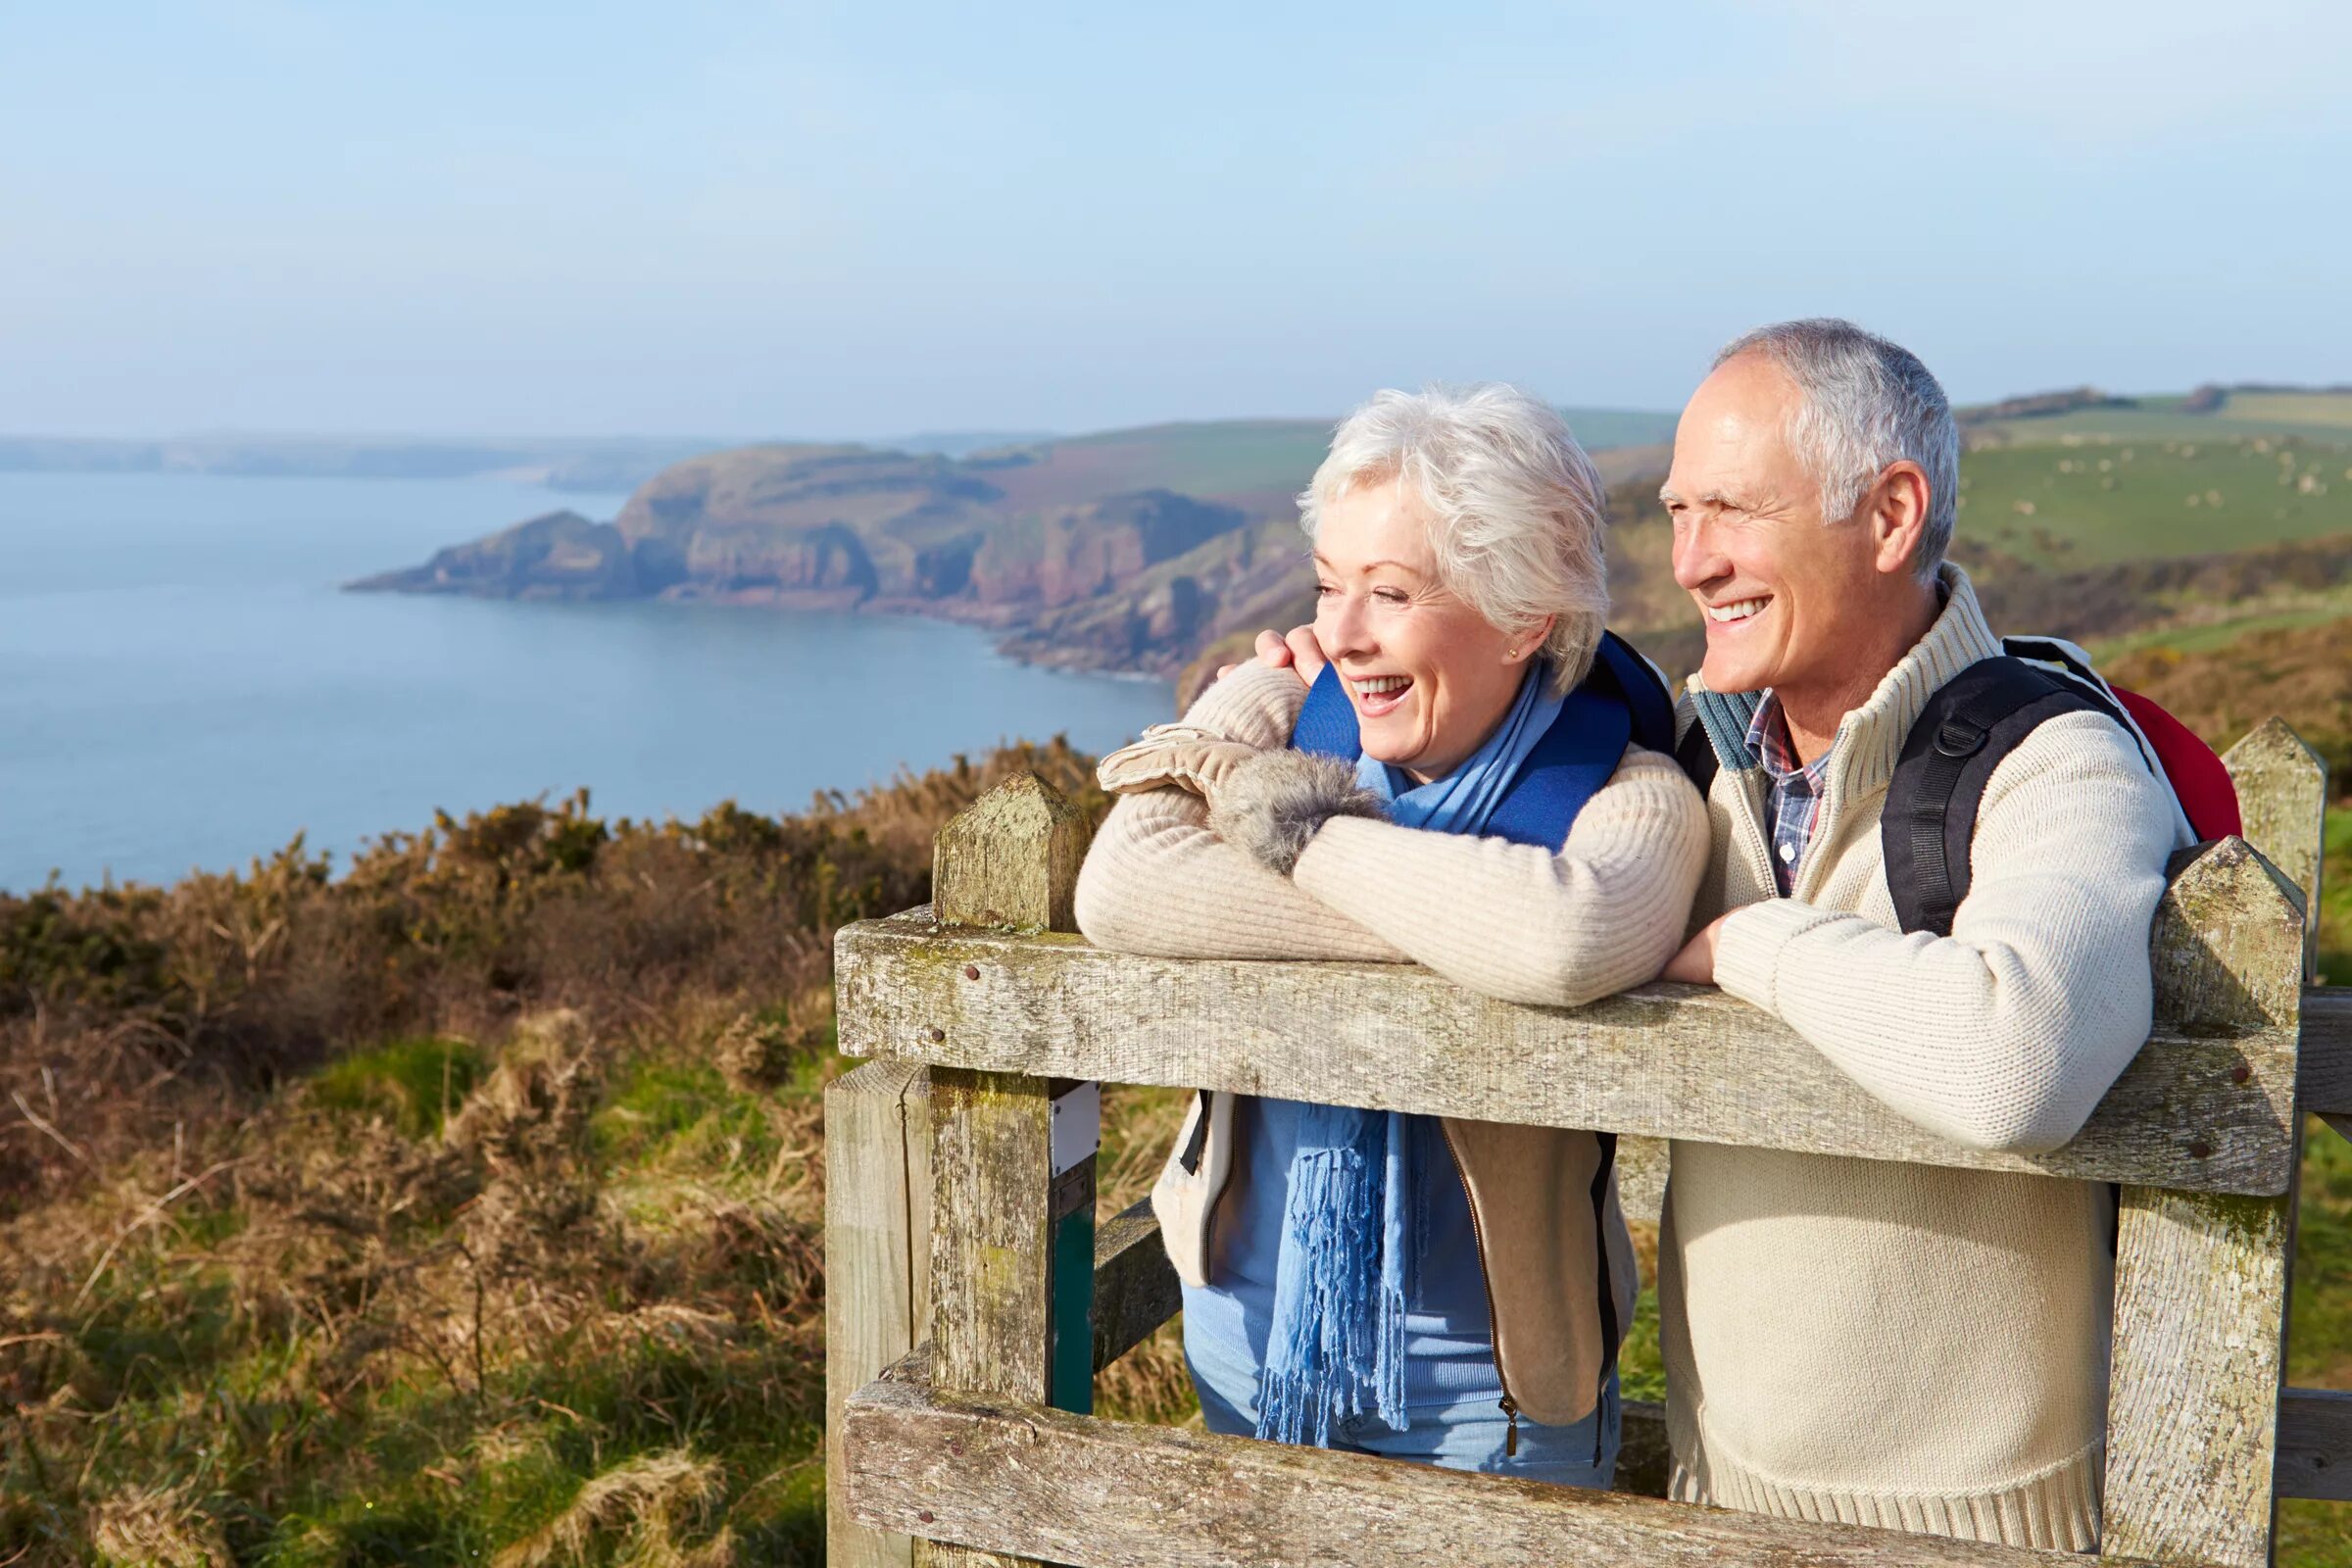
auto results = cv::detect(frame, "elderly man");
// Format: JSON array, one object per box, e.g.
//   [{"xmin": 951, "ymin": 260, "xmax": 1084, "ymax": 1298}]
[
  {"xmin": 1242, "ymin": 320, "xmax": 2183, "ymax": 1549},
  {"xmin": 1650, "ymin": 318, "xmax": 2182, "ymax": 1550}
]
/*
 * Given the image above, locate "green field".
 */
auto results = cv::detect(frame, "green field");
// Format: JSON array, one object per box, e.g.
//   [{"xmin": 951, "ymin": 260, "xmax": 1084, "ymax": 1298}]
[
  {"xmin": 1957, "ymin": 436, "xmax": 2352, "ymax": 566},
  {"xmin": 1968, "ymin": 389, "xmax": 2352, "ymax": 449},
  {"xmin": 986, "ymin": 406, "xmax": 1678, "ymax": 513},
  {"xmin": 2218, "ymin": 392, "xmax": 2352, "ymax": 430}
]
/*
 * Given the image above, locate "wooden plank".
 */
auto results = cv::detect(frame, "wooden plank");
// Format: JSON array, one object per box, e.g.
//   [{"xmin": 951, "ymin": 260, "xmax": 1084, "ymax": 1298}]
[
  {"xmin": 919, "ymin": 775, "xmax": 1093, "ymax": 1568},
  {"xmin": 2103, "ymin": 839, "xmax": 2307, "ymax": 1568},
  {"xmin": 824, "ymin": 1084, "xmax": 1168, "ymax": 1567},
  {"xmin": 824, "ymin": 1061, "xmax": 932, "ymax": 1568},
  {"xmin": 1092, "ymin": 1200, "xmax": 1181, "ymax": 1372},
  {"xmin": 932, "ymin": 772, "xmax": 1092, "ymax": 933},
  {"xmin": 1617, "ymin": 1135, "xmax": 1668, "ymax": 1231},
  {"xmin": 2296, "ymin": 988, "xmax": 2352, "ymax": 1129},
  {"xmin": 926, "ymin": 1066, "xmax": 1056, "ymax": 1568},
  {"xmin": 2278, "ymin": 1387, "xmax": 2352, "ymax": 1502},
  {"xmin": 836, "ymin": 914, "xmax": 2295, "ymax": 1197},
  {"xmin": 843, "ymin": 1354, "xmax": 2180, "ymax": 1568},
  {"xmin": 2223, "ymin": 718, "xmax": 2329, "ymax": 982}
]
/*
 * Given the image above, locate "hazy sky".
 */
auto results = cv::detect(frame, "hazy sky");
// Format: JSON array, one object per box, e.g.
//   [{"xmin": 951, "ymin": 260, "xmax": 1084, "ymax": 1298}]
[{"xmin": 4, "ymin": 1, "xmax": 2347, "ymax": 440}]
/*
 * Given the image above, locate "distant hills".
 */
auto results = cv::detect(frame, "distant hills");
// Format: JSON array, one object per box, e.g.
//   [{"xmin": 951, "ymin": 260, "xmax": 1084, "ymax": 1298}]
[
  {"xmin": 345, "ymin": 411, "xmax": 1681, "ymax": 676},
  {"xmin": 347, "ymin": 389, "xmax": 2352, "ymax": 688}
]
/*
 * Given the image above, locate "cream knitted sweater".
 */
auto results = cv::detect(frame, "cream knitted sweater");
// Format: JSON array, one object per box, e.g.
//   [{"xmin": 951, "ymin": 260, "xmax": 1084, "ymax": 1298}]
[
  {"xmin": 1074, "ymin": 662, "xmax": 1708, "ymax": 1004},
  {"xmin": 1662, "ymin": 566, "xmax": 2184, "ymax": 1551},
  {"xmin": 1076, "ymin": 660, "xmax": 1708, "ymax": 1423}
]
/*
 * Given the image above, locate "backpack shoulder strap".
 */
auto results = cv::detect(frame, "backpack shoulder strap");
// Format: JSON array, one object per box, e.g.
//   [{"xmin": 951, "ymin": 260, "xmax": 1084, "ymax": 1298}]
[
  {"xmin": 1884, "ymin": 656, "xmax": 2112, "ymax": 936},
  {"xmin": 1587, "ymin": 630, "xmax": 1678, "ymax": 756},
  {"xmin": 1675, "ymin": 716, "xmax": 1722, "ymax": 796}
]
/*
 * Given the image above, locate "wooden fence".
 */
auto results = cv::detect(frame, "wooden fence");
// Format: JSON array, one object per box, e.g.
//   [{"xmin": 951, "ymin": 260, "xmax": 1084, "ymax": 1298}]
[{"xmin": 825, "ymin": 716, "xmax": 2345, "ymax": 1568}]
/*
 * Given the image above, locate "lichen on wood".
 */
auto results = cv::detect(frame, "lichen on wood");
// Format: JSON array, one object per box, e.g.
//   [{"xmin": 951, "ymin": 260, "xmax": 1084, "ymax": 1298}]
[{"xmin": 931, "ymin": 774, "xmax": 1092, "ymax": 933}]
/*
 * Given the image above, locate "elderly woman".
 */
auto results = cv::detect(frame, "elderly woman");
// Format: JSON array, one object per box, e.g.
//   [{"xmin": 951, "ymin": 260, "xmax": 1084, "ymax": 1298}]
[{"xmin": 1075, "ymin": 384, "xmax": 1708, "ymax": 1488}]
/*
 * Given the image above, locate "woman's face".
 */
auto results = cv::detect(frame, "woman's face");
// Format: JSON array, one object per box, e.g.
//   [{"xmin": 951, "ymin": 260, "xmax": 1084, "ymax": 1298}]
[{"xmin": 1311, "ymin": 476, "xmax": 1545, "ymax": 783}]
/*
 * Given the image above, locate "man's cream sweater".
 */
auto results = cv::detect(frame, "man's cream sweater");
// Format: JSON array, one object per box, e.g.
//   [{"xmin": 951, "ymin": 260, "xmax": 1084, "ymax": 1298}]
[{"xmin": 1663, "ymin": 566, "xmax": 2184, "ymax": 1550}]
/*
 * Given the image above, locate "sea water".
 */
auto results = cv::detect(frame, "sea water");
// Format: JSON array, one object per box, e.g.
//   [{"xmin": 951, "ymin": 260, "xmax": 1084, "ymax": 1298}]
[{"xmin": 0, "ymin": 469, "xmax": 1174, "ymax": 891}]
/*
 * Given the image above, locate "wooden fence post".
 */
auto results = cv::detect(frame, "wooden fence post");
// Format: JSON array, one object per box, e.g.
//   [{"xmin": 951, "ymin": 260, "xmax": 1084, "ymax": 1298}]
[
  {"xmin": 2223, "ymin": 717, "xmax": 2329, "ymax": 982},
  {"xmin": 825, "ymin": 1061, "xmax": 931, "ymax": 1568},
  {"xmin": 2100, "ymin": 836, "xmax": 2307, "ymax": 1568},
  {"xmin": 924, "ymin": 775, "xmax": 1094, "ymax": 1568}
]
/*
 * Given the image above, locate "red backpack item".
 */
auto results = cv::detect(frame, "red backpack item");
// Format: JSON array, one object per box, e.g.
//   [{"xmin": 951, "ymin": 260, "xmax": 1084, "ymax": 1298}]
[{"xmin": 2112, "ymin": 687, "xmax": 2242, "ymax": 842}]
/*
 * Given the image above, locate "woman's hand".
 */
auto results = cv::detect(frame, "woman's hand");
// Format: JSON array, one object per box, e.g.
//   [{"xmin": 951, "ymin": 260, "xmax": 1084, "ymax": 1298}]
[
  {"xmin": 1216, "ymin": 624, "xmax": 1329, "ymax": 685},
  {"xmin": 1097, "ymin": 725, "xmax": 1264, "ymax": 800}
]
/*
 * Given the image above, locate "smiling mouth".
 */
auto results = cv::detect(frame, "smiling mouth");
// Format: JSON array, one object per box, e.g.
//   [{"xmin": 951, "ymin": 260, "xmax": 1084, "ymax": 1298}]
[
  {"xmin": 1349, "ymin": 674, "xmax": 1413, "ymax": 716},
  {"xmin": 1705, "ymin": 597, "xmax": 1769, "ymax": 625}
]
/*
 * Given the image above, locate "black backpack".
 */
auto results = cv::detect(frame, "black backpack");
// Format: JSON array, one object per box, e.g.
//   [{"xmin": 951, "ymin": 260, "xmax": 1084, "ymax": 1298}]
[{"xmin": 1674, "ymin": 642, "xmax": 2182, "ymax": 937}]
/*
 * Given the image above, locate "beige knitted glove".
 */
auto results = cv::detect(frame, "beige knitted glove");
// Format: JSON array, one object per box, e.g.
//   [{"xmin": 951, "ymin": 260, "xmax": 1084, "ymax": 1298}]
[{"xmin": 1096, "ymin": 724, "xmax": 1265, "ymax": 800}]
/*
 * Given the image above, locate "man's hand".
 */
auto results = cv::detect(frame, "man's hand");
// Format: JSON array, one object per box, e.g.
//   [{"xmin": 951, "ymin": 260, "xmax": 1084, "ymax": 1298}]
[
  {"xmin": 1663, "ymin": 914, "xmax": 1731, "ymax": 985},
  {"xmin": 1216, "ymin": 624, "xmax": 1329, "ymax": 685}
]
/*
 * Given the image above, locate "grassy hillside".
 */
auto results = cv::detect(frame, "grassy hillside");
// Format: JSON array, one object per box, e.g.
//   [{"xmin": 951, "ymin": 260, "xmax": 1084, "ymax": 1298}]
[
  {"xmin": 5, "ymin": 677, "xmax": 2349, "ymax": 1562},
  {"xmin": 1957, "ymin": 436, "xmax": 2352, "ymax": 566},
  {"xmin": 0, "ymin": 743, "xmax": 1192, "ymax": 1566},
  {"xmin": 1965, "ymin": 388, "xmax": 2352, "ymax": 448},
  {"xmin": 985, "ymin": 407, "xmax": 1677, "ymax": 513}
]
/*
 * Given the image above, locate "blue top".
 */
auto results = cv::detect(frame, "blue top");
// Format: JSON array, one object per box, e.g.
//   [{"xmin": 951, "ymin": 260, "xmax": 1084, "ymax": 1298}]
[
  {"xmin": 1181, "ymin": 1102, "xmax": 1517, "ymax": 1419},
  {"xmin": 1183, "ymin": 641, "xmax": 1672, "ymax": 1444}
]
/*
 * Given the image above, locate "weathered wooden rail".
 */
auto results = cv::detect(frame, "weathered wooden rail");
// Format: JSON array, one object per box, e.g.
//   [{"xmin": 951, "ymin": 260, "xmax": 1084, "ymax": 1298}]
[{"xmin": 825, "ymin": 717, "xmax": 2341, "ymax": 1568}]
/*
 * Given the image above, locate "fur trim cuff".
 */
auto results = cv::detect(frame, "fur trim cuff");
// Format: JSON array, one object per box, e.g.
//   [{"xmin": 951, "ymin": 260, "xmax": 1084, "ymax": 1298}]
[{"xmin": 1210, "ymin": 751, "xmax": 1385, "ymax": 876}]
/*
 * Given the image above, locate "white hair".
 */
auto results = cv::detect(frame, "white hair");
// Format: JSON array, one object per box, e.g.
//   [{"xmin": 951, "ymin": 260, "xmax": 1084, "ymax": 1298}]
[
  {"xmin": 1297, "ymin": 383, "xmax": 1610, "ymax": 694},
  {"xmin": 1713, "ymin": 318, "xmax": 1960, "ymax": 579}
]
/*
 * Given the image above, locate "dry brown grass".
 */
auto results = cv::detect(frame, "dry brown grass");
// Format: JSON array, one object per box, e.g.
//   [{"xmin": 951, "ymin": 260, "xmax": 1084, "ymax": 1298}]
[
  {"xmin": 493, "ymin": 1449, "xmax": 728, "ymax": 1568},
  {"xmin": 2107, "ymin": 617, "xmax": 2352, "ymax": 785},
  {"xmin": 0, "ymin": 739, "xmax": 1103, "ymax": 1217},
  {"xmin": 1092, "ymin": 1084, "xmax": 1198, "ymax": 1424},
  {"xmin": 0, "ymin": 741, "xmax": 1106, "ymax": 1563}
]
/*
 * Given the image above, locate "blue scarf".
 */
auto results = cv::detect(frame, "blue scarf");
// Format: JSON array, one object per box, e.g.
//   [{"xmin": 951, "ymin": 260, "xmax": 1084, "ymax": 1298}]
[{"xmin": 1255, "ymin": 667, "xmax": 1567, "ymax": 1446}]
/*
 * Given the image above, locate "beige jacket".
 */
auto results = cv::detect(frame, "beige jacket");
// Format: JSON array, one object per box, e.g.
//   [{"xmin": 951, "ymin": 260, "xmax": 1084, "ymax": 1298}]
[
  {"xmin": 1074, "ymin": 661, "xmax": 1708, "ymax": 1426},
  {"xmin": 1662, "ymin": 565, "xmax": 2186, "ymax": 1549}
]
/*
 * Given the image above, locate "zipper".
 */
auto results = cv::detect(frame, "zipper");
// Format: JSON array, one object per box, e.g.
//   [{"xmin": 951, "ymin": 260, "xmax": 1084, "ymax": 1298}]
[
  {"xmin": 1585, "ymin": 1132, "xmax": 1620, "ymax": 1469},
  {"xmin": 1201, "ymin": 1095, "xmax": 1224, "ymax": 1270},
  {"xmin": 1435, "ymin": 1118, "xmax": 1520, "ymax": 1459},
  {"xmin": 1733, "ymin": 769, "xmax": 1778, "ymax": 896},
  {"xmin": 1788, "ymin": 769, "xmax": 1843, "ymax": 905}
]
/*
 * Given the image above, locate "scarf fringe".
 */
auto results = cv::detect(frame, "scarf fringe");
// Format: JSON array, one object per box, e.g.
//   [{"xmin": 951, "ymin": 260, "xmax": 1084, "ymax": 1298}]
[
  {"xmin": 1253, "ymin": 1141, "xmax": 1409, "ymax": 1445},
  {"xmin": 1257, "ymin": 665, "xmax": 1563, "ymax": 1447}
]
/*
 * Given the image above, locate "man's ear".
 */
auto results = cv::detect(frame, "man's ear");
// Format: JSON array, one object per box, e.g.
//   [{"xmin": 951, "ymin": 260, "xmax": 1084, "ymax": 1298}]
[{"xmin": 1868, "ymin": 461, "xmax": 1933, "ymax": 578}]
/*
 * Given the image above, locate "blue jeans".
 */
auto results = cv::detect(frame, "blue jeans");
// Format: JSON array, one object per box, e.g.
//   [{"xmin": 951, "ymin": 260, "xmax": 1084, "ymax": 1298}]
[{"xmin": 1185, "ymin": 1333, "xmax": 1622, "ymax": 1490}]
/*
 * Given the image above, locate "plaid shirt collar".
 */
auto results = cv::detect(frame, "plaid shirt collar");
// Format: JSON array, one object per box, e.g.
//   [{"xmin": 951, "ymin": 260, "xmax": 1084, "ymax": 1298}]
[{"xmin": 1744, "ymin": 692, "xmax": 1834, "ymax": 895}]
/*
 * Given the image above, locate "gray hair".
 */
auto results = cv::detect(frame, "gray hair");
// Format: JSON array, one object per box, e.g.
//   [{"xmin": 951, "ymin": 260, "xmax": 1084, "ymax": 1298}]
[
  {"xmin": 1297, "ymin": 383, "xmax": 1610, "ymax": 693},
  {"xmin": 1713, "ymin": 318, "xmax": 1959, "ymax": 578}
]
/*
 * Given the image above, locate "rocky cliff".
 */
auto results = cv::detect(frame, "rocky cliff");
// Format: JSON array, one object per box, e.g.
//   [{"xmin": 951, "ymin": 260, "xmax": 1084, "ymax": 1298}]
[
  {"xmin": 349, "ymin": 439, "xmax": 1282, "ymax": 670},
  {"xmin": 346, "ymin": 510, "xmax": 655, "ymax": 600},
  {"xmin": 348, "ymin": 419, "xmax": 1691, "ymax": 678}
]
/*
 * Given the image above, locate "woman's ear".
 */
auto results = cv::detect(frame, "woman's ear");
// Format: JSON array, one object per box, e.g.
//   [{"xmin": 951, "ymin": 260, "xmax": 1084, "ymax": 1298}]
[{"xmin": 1506, "ymin": 614, "xmax": 1556, "ymax": 662}]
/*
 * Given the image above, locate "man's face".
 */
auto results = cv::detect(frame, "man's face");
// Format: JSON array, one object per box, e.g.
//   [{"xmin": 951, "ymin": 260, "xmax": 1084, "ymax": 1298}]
[{"xmin": 1662, "ymin": 355, "xmax": 1885, "ymax": 697}]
